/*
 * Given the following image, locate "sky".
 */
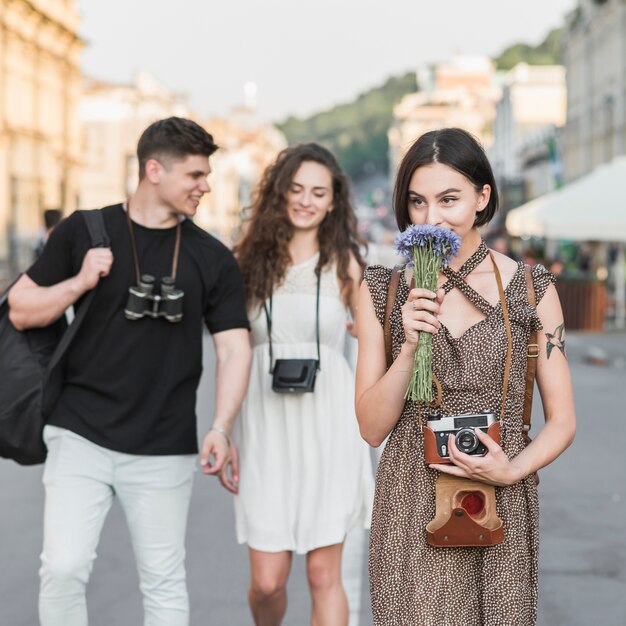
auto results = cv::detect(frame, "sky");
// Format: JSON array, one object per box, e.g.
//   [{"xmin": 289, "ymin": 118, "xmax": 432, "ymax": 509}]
[{"xmin": 77, "ymin": 0, "xmax": 577, "ymax": 123}]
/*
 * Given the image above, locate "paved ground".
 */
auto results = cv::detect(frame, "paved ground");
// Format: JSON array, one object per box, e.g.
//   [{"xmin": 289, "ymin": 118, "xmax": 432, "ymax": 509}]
[{"xmin": 1, "ymin": 330, "xmax": 626, "ymax": 625}]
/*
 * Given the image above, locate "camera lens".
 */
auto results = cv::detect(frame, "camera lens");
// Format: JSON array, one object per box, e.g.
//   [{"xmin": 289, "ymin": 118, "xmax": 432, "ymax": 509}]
[{"xmin": 455, "ymin": 428, "xmax": 479, "ymax": 454}]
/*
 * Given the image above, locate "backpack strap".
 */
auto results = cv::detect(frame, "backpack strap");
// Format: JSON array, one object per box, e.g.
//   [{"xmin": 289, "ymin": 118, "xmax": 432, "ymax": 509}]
[
  {"xmin": 42, "ymin": 210, "xmax": 111, "ymax": 415},
  {"xmin": 523, "ymin": 266, "xmax": 539, "ymax": 444},
  {"xmin": 81, "ymin": 209, "xmax": 111, "ymax": 248},
  {"xmin": 384, "ymin": 266, "xmax": 403, "ymax": 369}
]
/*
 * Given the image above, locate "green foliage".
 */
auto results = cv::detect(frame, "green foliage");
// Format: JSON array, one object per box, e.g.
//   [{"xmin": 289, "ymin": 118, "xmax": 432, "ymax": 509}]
[
  {"xmin": 495, "ymin": 28, "xmax": 564, "ymax": 70},
  {"xmin": 277, "ymin": 26, "xmax": 563, "ymax": 181},
  {"xmin": 277, "ymin": 72, "xmax": 417, "ymax": 181}
]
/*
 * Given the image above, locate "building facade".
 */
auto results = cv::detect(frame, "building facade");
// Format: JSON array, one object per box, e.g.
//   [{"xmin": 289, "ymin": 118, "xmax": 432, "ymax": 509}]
[
  {"xmin": 562, "ymin": 0, "xmax": 626, "ymax": 181},
  {"xmin": 202, "ymin": 106, "xmax": 287, "ymax": 243},
  {"xmin": 79, "ymin": 72, "xmax": 190, "ymax": 210},
  {"xmin": 388, "ymin": 56, "xmax": 502, "ymax": 175},
  {"xmin": 0, "ymin": 0, "xmax": 83, "ymax": 282},
  {"xmin": 80, "ymin": 75, "xmax": 286, "ymax": 244},
  {"xmin": 490, "ymin": 63, "xmax": 567, "ymax": 208}
]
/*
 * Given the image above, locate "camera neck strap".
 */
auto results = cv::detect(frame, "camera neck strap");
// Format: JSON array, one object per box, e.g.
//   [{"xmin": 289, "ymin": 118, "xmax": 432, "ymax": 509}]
[
  {"xmin": 124, "ymin": 200, "xmax": 182, "ymax": 285},
  {"xmin": 263, "ymin": 270, "xmax": 321, "ymax": 375},
  {"xmin": 490, "ymin": 251, "xmax": 513, "ymax": 424}
]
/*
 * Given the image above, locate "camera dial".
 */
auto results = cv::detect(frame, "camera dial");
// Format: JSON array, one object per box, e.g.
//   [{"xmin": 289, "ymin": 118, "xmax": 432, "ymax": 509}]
[{"xmin": 455, "ymin": 428, "xmax": 479, "ymax": 454}]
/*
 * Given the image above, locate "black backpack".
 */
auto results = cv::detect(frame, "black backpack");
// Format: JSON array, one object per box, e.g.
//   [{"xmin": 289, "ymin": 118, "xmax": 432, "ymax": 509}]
[{"xmin": 0, "ymin": 210, "xmax": 110, "ymax": 465}]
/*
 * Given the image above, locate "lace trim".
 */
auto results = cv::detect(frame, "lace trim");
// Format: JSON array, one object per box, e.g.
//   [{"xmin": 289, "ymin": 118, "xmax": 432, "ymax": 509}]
[{"xmin": 274, "ymin": 257, "xmax": 341, "ymax": 298}]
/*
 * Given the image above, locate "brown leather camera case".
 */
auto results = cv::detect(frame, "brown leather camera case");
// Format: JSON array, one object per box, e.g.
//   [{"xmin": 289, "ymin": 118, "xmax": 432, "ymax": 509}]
[
  {"xmin": 426, "ymin": 475, "xmax": 504, "ymax": 547},
  {"xmin": 423, "ymin": 421, "xmax": 501, "ymax": 465}
]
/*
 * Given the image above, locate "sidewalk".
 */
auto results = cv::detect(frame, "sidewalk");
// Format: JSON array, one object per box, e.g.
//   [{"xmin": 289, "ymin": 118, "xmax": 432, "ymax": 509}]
[
  {"xmin": 0, "ymin": 331, "xmax": 624, "ymax": 625},
  {"xmin": 536, "ymin": 330, "xmax": 626, "ymax": 626}
]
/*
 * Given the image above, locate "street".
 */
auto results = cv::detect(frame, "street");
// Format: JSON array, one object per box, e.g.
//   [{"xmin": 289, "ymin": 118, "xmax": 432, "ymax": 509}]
[{"xmin": 1, "ymin": 330, "xmax": 626, "ymax": 625}]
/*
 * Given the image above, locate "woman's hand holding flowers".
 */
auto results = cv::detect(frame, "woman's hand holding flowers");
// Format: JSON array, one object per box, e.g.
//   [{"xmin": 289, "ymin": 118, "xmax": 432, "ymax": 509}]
[{"xmin": 401, "ymin": 287, "xmax": 445, "ymax": 347}]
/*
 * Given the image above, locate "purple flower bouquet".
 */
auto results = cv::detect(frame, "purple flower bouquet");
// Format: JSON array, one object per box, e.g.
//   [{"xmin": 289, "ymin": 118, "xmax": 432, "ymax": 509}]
[{"xmin": 393, "ymin": 225, "xmax": 461, "ymax": 402}]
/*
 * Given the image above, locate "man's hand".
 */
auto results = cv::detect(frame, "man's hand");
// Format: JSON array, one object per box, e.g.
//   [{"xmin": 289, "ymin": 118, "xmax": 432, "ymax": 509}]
[
  {"xmin": 76, "ymin": 247, "xmax": 113, "ymax": 291},
  {"xmin": 199, "ymin": 429, "xmax": 231, "ymax": 477}
]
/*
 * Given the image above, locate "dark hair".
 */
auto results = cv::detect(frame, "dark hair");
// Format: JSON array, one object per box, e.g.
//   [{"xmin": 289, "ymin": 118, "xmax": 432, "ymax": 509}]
[
  {"xmin": 235, "ymin": 143, "xmax": 366, "ymax": 308},
  {"xmin": 43, "ymin": 209, "xmax": 63, "ymax": 230},
  {"xmin": 393, "ymin": 128, "xmax": 499, "ymax": 230},
  {"xmin": 136, "ymin": 117, "xmax": 218, "ymax": 179}
]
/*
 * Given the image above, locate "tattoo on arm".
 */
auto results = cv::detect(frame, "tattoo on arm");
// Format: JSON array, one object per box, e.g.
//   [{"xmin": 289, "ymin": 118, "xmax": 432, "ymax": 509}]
[{"xmin": 545, "ymin": 323, "xmax": 566, "ymax": 359}]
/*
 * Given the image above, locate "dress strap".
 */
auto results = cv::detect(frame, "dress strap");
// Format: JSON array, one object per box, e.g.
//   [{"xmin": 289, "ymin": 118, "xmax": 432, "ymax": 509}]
[
  {"xmin": 442, "ymin": 240, "xmax": 493, "ymax": 316},
  {"xmin": 441, "ymin": 240, "xmax": 488, "ymax": 293}
]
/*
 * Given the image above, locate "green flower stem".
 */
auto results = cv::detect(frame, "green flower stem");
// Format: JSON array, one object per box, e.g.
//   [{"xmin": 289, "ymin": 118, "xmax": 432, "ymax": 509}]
[{"xmin": 406, "ymin": 243, "xmax": 442, "ymax": 402}]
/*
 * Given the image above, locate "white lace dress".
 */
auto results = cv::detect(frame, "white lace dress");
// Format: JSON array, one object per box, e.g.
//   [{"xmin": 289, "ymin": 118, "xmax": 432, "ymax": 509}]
[{"xmin": 234, "ymin": 254, "xmax": 374, "ymax": 553}]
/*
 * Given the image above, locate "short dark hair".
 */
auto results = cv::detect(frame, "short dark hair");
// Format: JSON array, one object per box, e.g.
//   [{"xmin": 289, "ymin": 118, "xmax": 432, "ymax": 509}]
[
  {"xmin": 137, "ymin": 117, "xmax": 218, "ymax": 179},
  {"xmin": 393, "ymin": 128, "xmax": 499, "ymax": 231}
]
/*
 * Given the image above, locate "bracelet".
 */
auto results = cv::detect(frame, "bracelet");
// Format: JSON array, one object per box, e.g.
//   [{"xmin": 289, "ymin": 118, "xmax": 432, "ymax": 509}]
[{"xmin": 210, "ymin": 426, "xmax": 231, "ymax": 447}]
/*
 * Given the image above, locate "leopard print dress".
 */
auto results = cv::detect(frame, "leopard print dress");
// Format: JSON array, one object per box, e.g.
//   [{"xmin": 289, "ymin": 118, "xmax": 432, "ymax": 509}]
[{"xmin": 365, "ymin": 242, "xmax": 555, "ymax": 626}]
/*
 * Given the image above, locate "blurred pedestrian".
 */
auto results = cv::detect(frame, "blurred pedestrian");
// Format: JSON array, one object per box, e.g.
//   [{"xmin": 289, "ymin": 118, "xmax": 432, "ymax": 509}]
[
  {"xmin": 33, "ymin": 209, "xmax": 63, "ymax": 260},
  {"xmin": 232, "ymin": 143, "xmax": 374, "ymax": 626},
  {"xmin": 9, "ymin": 117, "xmax": 251, "ymax": 626},
  {"xmin": 549, "ymin": 258, "xmax": 565, "ymax": 277},
  {"xmin": 522, "ymin": 246, "xmax": 541, "ymax": 266},
  {"xmin": 355, "ymin": 128, "xmax": 576, "ymax": 625}
]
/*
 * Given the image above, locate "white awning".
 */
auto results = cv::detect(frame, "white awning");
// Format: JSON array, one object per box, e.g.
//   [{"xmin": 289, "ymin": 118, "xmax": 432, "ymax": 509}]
[{"xmin": 506, "ymin": 157, "xmax": 626, "ymax": 242}]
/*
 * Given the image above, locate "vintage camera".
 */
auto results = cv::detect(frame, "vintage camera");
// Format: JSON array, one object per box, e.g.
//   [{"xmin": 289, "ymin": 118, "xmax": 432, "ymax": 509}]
[
  {"xmin": 125, "ymin": 274, "xmax": 184, "ymax": 323},
  {"xmin": 423, "ymin": 412, "xmax": 500, "ymax": 465}
]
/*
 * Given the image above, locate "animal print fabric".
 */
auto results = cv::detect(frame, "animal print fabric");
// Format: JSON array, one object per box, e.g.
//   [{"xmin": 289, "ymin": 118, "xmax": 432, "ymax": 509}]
[{"xmin": 364, "ymin": 245, "xmax": 555, "ymax": 626}]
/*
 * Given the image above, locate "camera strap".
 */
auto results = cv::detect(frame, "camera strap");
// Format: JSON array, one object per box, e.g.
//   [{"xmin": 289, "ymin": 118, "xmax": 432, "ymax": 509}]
[
  {"xmin": 263, "ymin": 270, "xmax": 321, "ymax": 374},
  {"xmin": 490, "ymin": 252, "xmax": 513, "ymax": 424},
  {"xmin": 124, "ymin": 200, "xmax": 182, "ymax": 284}
]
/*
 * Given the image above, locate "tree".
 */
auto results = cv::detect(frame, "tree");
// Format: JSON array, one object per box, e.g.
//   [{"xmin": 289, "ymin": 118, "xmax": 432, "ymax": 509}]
[{"xmin": 277, "ymin": 72, "xmax": 417, "ymax": 181}]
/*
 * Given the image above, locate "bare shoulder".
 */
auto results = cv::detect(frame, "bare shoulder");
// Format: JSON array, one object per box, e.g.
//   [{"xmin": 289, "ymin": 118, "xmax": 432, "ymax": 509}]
[
  {"xmin": 347, "ymin": 250, "xmax": 365, "ymax": 282},
  {"xmin": 488, "ymin": 248, "xmax": 519, "ymax": 274}
]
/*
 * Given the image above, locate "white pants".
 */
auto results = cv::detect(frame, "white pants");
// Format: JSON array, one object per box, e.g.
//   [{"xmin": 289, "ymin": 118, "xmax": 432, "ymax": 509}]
[{"xmin": 39, "ymin": 425, "xmax": 196, "ymax": 626}]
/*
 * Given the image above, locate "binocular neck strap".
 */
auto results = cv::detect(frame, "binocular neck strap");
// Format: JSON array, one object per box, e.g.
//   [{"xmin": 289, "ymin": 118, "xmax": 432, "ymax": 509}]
[
  {"xmin": 263, "ymin": 270, "xmax": 322, "ymax": 374},
  {"xmin": 489, "ymin": 252, "xmax": 513, "ymax": 423},
  {"xmin": 124, "ymin": 201, "xmax": 182, "ymax": 284}
]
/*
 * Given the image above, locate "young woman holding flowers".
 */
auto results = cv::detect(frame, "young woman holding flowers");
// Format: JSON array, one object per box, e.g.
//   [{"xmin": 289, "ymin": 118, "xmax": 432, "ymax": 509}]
[
  {"xmin": 355, "ymin": 128, "xmax": 576, "ymax": 625},
  {"xmin": 232, "ymin": 143, "xmax": 374, "ymax": 626}
]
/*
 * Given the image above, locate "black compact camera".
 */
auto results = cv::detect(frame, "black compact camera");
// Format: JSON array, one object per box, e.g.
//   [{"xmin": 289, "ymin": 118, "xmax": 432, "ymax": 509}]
[
  {"xmin": 424, "ymin": 412, "xmax": 499, "ymax": 464},
  {"xmin": 271, "ymin": 359, "xmax": 318, "ymax": 393},
  {"xmin": 125, "ymin": 274, "xmax": 184, "ymax": 323}
]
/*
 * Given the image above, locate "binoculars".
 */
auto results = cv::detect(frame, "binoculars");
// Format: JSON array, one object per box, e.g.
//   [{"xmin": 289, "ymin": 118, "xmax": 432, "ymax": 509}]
[{"xmin": 125, "ymin": 274, "xmax": 184, "ymax": 323}]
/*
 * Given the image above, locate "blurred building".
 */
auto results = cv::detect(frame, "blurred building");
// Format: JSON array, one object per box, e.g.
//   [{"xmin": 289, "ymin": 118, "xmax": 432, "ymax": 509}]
[
  {"xmin": 79, "ymin": 72, "xmax": 190, "ymax": 209},
  {"xmin": 562, "ymin": 0, "xmax": 626, "ymax": 181},
  {"xmin": 0, "ymin": 0, "xmax": 83, "ymax": 282},
  {"xmin": 388, "ymin": 55, "xmax": 502, "ymax": 174},
  {"xmin": 201, "ymin": 105, "xmax": 287, "ymax": 243},
  {"xmin": 490, "ymin": 63, "xmax": 567, "ymax": 208},
  {"xmin": 80, "ymin": 75, "xmax": 286, "ymax": 243},
  {"xmin": 518, "ymin": 125, "xmax": 566, "ymax": 201}
]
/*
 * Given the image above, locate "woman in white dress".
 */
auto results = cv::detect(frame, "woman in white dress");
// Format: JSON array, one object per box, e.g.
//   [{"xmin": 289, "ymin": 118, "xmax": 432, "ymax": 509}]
[{"xmin": 232, "ymin": 143, "xmax": 374, "ymax": 625}]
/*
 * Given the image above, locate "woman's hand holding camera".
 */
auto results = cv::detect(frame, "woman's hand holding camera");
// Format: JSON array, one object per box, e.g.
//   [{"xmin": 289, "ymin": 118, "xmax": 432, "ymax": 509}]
[
  {"xmin": 401, "ymin": 287, "xmax": 445, "ymax": 348},
  {"xmin": 430, "ymin": 427, "xmax": 525, "ymax": 487}
]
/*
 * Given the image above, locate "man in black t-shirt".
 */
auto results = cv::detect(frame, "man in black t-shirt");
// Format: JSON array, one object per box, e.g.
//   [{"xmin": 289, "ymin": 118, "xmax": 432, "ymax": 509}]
[{"xmin": 9, "ymin": 117, "xmax": 251, "ymax": 626}]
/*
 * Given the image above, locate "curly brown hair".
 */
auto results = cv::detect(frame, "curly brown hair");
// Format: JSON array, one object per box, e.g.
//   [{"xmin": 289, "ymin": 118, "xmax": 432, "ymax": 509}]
[{"xmin": 236, "ymin": 143, "xmax": 366, "ymax": 309}]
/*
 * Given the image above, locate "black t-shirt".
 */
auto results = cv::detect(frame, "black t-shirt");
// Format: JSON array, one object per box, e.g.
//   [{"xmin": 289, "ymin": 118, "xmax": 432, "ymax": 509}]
[{"xmin": 27, "ymin": 204, "xmax": 249, "ymax": 455}]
